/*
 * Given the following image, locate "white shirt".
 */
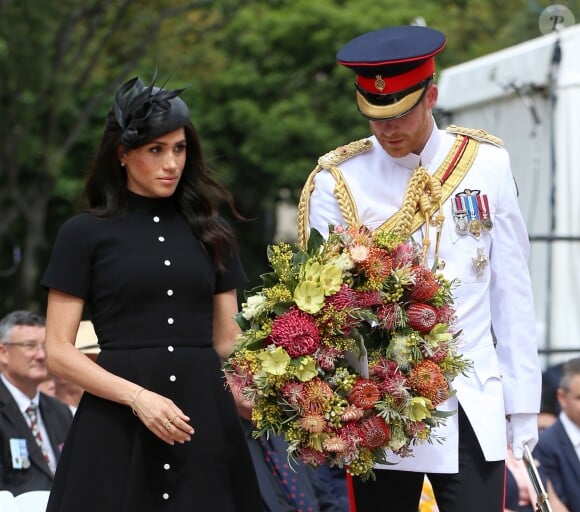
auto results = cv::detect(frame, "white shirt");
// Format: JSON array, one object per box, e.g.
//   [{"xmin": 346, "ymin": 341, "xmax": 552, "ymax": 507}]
[{"xmin": 559, "ymin": 411, "xmax": 580, "ymax": 461}]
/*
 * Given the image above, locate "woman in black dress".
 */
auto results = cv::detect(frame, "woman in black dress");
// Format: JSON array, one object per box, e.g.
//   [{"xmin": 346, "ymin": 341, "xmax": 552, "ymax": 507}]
[{"xmin": 42, "ymin": 75, "xmax": 262, "ymax": 511}]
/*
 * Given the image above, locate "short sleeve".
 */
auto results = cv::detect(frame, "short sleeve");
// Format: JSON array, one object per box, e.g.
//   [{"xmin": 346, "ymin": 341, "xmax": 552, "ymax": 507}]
[
  {"xmin": 215, "ymin": 250, "xmax": 247, "ymax": 293},
  {"xmin": 41, "ymin": 214, "xmax": 95, "ymax": 299}
]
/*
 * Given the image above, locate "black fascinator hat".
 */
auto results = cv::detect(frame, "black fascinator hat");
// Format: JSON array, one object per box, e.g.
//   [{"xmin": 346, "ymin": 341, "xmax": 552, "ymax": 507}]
[{"xmin": 113, "ymin": 72, "xmax": 190, "ymax": 148}]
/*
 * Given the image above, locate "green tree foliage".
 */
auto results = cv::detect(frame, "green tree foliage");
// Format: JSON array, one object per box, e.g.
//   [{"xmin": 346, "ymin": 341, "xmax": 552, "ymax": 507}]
[
  {"xmin": 0, "ymin": 0, "xmax": 233, "ymax": 313},
  {"xmin": 1, "ymin": 0, "xmax": 579, "ymax": 314}
]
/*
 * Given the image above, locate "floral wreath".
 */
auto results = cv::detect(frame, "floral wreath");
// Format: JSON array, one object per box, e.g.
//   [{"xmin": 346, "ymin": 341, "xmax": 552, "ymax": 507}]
[{"xmin": 224, "ymin": 226, "xmax": 471, "ymax": 481}]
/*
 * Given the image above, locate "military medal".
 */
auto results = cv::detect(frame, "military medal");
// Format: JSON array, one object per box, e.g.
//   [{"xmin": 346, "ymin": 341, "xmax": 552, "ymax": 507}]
[
  {"xmin": 471, "ymin": 247, "xmax": 488, "ymax": 277},
  {"xmin": 464, "ymin": 193, "xmax": 482, "ymax": 238},
  {"xmin": 452, "ymin": 196, "xmax": 469, "ymax": 235},
  {"xmin": 476, "ymin": 194, "xmax": 493, "ymax": 230}
]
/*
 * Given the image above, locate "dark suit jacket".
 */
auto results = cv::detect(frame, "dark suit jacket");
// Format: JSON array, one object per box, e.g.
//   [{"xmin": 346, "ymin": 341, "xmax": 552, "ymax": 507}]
[
  {"xmin": 241, "ymin": 419, "xmax": 349, "ymax": 512},
  {"xmin": 0, "ymin": 379, "xmax": 73, "ymax": 496},
  {"xmin": 533, "ymin": 417, "xmax": 580, "ymax": 512}
]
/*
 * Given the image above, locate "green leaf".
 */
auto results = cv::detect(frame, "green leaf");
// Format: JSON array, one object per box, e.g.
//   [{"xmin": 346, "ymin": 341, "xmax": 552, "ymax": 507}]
[{"xmin": 306, "ymin": 228, "xmax": 324, "ymax": 255}]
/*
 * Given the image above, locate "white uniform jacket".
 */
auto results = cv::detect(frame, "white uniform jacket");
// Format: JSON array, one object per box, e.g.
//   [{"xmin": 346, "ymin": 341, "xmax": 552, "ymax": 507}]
[{"xmin": 307, "ymin": 124, "xmax": 541, "ymax": 473}]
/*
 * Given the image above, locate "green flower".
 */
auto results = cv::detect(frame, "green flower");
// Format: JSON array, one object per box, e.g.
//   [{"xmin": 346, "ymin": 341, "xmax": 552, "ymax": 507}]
[
  {"xmin": 427, "ymin": 323, "xmax": 453, "ymax": 342},
  {"xmin": 294, "ymin": 281, "xmax": 325, "ymax": 314},
  {"xmin": 302, "ymin": 261, "xmax": 323, "ymax": 282},
  {"xmin": 293, "ymin": 356, "xmax": 318, "ymax": 382},
  {"xmin": 257, "ymin": 346, "xmax": 291, "ymax": 375},
  {"xmin": 319, "ymin": 264, "xmax": 342, "ymax": 296},
  {"xmin": 403, "ymin": 397, "xmax": 432, "ymax": 421}
]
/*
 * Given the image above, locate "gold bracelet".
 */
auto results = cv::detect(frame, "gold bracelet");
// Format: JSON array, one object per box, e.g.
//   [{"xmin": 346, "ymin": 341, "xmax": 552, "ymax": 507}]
[{"xmin": 130, "ymin": 387, "xmax": 145, "ymax": 416}]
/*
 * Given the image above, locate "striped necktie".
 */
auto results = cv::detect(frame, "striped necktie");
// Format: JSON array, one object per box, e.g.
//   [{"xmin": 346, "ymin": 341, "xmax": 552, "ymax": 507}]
[{"xmin": 25, "ymin": 402, "xmax": 54, "ymax": 474}]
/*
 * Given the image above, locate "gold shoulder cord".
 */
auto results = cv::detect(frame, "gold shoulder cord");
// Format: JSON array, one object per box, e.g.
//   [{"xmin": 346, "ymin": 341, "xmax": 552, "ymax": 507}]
[
  {"xmin": 297, "ymin": 131, "xmax": 482, "ymax": 262},
  {"xmin": 446, "ymin": 124, "xmax": 504, "ymax": 147},
  {"xmin": 297, "ymin": 138, "xmax": 372, "ymax": 248}
]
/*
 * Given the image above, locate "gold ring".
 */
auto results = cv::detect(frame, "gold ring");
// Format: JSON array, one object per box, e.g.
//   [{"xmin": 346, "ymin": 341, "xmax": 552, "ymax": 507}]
[
  {"xmin": 163, "ymin": 421, "xmax": 171, "ymax": 430},
  {"xmin": 169, "ymin": 414, "xmax": 178, "ymax": 425}
]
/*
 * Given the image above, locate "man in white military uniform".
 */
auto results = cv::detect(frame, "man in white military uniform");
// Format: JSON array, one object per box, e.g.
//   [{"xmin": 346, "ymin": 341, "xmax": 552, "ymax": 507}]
[{"xmin": 298, "ymin": 26, "xmax": 541, "ymax": 512}]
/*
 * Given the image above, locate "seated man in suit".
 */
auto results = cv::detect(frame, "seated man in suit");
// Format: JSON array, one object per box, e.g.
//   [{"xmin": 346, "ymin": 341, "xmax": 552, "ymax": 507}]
[
  {"xmin": 0, "ymin": 310, "xmax": 73, "ymax": 495},
  {"xmin": 233, "ymin": 382, "xmax": 349, "ymax": 512},
  {"xmin": 533, "ymin": 356, "xmax": 580, "ymax": 512}
]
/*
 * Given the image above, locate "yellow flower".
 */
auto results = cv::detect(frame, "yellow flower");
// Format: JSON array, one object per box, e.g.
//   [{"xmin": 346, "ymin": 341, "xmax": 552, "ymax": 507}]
[
  {"xmin": 403, "ymin": 397, "xmax": 432, "ymax": 421},
  {"xmin": 319, "ymin": 264, "xmax": 342, "ymax": 296},
  {"xmin": 257, "ymin": 346, "xmax": 291, "ymax": 375},
  {"xmin": 294, "ymin": 281, "xmax": 325, "ymax": 314}
]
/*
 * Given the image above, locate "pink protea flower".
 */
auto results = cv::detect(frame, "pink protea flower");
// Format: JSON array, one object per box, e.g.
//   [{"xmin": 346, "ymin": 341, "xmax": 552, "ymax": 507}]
[
  {"xmin": 379, "ymin": 374, "xmax": 410, "ymax": 405},
  {"xmin": 435, "ymin": 304, "xmax": 456, "ymax": 325},
  {"xmin": 269, "ymin": 307, "xmax": 320, "ymax": 357},
  {"xmin": 376, "ymin": 302, "xmax": 405, "ymax": 330},
  {"xmin": 391, "ymin": 242, "xmax": 416, "ymax": 268},
  {"xmin": 299, "ymin": 447, "xmax": 327, "ymax": 466},
  {"xmin": 356, "ymin": 290, "xmax": 383, "ymax": 307},
  {"xmin": 349, "ymin": 243, "xmax": 370, "ymax": 262},
  {"xmin": 407, "ymin": 420, "xmax": 428, "ymax": 437},
  {"xmin": 315, "ymin": 345, "xmax": 342, "ymax": 371},
  {"xmin": 369, "ymin": 356, "xmax": 399, "ymax": 380},
  {"xmin": 358, "ymin": 416, "xmax": 391, "ymax": 449},
  {"xmin": 281, "ymin": 382, "xmax": 304, "ymax": 406}
]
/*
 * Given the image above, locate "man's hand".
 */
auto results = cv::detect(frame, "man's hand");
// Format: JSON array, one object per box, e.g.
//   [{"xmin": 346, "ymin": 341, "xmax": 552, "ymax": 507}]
[{"xmin": 507, "ymin": 413, "xmax": 538, "ymax": 459}]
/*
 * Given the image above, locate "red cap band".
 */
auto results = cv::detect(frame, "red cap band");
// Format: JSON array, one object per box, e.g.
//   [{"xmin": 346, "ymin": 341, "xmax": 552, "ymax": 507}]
[{"xmin": 355, "ymin": 58, "xmax": 435, "ymax": 95}]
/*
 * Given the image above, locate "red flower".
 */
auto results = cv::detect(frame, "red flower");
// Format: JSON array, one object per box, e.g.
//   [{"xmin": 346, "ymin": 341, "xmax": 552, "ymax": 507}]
[
  {"xmin": 409, "ymin": 266, "xmax": 439, "ymax": 301},
  {"xmin": 407, "ymin": 303, "xmax": 438, "ymax": 332},
  {"xmin": 325, "ymin": 285, "xmax": 359, "ymax": 310},
  {"xmin": 269, "ymin": 307, "xmax": 320, "ymax": 357},
  {"xmin": 349, "ymin": 378, "xmax": 381, "ymax": 410},
  {"xmin": 356, "ymin": 290, "xmax": 383, "ymax": 307},
  {"xmin": 358, "ymin": 416, "xmax": 391, "ymax": 449}
]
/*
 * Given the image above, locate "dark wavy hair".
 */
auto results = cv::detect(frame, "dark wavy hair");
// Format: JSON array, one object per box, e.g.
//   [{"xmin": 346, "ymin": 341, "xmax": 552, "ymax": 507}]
[{"xmin": 84, "ymin": 109, "xmax": 240, "ymax": 270}]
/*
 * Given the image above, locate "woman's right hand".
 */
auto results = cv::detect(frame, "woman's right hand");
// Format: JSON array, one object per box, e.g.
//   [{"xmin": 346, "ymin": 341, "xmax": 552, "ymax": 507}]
[{"xmin": 131, "ymin": 388, "xmax": 195, "ymax": 445}]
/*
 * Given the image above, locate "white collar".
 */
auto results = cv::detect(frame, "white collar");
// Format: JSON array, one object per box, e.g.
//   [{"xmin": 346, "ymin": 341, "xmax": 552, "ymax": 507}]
[
  {"xmin": 388, "ymin": 119, "xmax": 441, "ymax": 171},
  {"xmin": 559, "ymin": 411, "xmax": 580, "ymax": 448},
  {"xmin": 0, "ymin": 373, "xmax": 40, "ymax": 413}
]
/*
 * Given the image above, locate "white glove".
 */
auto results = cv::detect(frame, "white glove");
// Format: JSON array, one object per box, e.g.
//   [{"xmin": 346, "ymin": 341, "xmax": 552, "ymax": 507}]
[{"xmin": 507, "ymin": 413, "xmax": 538, "ymax": 459}]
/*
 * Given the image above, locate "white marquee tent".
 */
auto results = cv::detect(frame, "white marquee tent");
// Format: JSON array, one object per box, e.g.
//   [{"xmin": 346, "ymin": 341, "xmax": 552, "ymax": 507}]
[{"xmin": 437, "ymin": 24, "xmax": 580, "ymax": 365}]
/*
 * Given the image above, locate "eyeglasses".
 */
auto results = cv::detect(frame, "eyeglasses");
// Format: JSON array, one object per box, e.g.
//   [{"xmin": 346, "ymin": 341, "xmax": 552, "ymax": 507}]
[{"xmin": 3, "ymin": 341, "xmax": 46, "ymax": 353}]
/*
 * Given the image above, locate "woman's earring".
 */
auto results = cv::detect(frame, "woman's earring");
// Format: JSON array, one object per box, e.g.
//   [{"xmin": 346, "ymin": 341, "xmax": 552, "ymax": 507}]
[{"xmin": 121, "ymin": 162, "xmax": 125, "ymax": 167}]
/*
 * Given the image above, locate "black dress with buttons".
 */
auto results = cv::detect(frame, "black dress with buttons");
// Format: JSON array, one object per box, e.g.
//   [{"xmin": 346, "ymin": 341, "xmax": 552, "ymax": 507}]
[{"xmin": 41, "ymin": 192, "xmax": 262, "ymax": 511}]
